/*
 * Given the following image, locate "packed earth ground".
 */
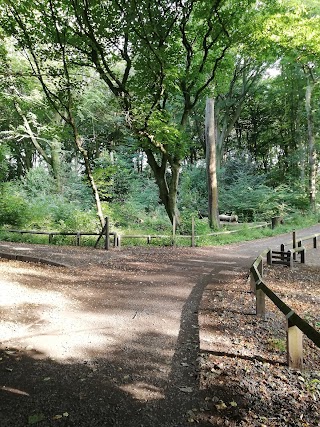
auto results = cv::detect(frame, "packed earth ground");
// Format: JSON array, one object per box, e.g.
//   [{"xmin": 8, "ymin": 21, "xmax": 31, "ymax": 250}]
[{"xmin": 0, "ymin": 226, "xmax": 319, "ymax": 426}]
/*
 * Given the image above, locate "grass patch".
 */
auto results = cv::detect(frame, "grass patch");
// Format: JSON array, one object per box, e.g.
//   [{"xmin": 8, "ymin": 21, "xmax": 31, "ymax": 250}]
[{"xmin": 0, "ymin": 212, "xmax": 319, "ymax": 248}]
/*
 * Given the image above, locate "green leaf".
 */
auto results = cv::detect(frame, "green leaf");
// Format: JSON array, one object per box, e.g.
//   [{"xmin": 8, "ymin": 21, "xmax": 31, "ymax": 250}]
[{"xmin": 28, "ymin": 413, "xmax": 45, "ymax": 425}]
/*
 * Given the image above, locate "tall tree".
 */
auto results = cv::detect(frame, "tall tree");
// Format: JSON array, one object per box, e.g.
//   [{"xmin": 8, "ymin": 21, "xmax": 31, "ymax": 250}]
[
  {"xmin": 205, "ymin": 98, "xmax": 220, "ymax": 229},
  {"xmin": 258, "ymin": 0, "xmax": 320, "ymax": 207},
  {"xmin": 1, "ymin": 0, "xmax": 276, "ymax": 225},
  {"xmin": 1, "ymin": 5, "xmax": 106, "ymax": 225},
  {"xmin": 304, "ymin": 64, "xmax": 318, "ymax": 210}
]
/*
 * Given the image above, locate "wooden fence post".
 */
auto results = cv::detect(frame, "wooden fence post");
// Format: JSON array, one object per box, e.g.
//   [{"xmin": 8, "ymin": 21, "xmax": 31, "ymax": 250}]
[
  {"xmin": 76, "ymin": 232, "xmax": 81, "ymax": 246},
  {"xmin": 256, "ymin": 288, "xmax": 266, "ymax": 319},
  {"xmin": 267, "ymin": 250, "xmax": 272, "ymax": 265},
  {"xmin": 293, "ymin": 230, "xmax": 296, "ymax": 261},
  {"xmin": 287, "ymin": 318, "xmax": 303, "ymax": 370},
  {"xmin": 104, "ymin": 216, "xmax": 109, "ymax": 250},
  {"xmin": 250, "ymin": 272, "xmax": 256, "ymax": 293},
  {"xmin": 289, "ymin": 250, "xmax": 293, "ymax": 268},
  {"xmin": 257, "ymin": 258, "xmax": 263, "ymax": 278},
  {"xmin": 172, "ymin": 215, "xmax": 176, "ymax": 246},
  {"xmin": 313, "ymin": 236, "xmax": 317, "ymax": 249},
  {"xmin": 191, "ymin": 216, "xmax": 195, "ymax": 247}
]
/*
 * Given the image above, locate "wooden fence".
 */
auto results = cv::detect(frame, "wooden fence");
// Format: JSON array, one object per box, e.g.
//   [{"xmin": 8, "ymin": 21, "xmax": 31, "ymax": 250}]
[
  {"xmin": 3, "ymin": 229, "xmax": 118, "ymax": 247},
  {"xmin": 284, "ymin": 230, "xmax": 320, "ymax": 260},
  {"xmin": 249, "ymin": 243, "xmax": 320, "ymax": 370},
  {"xmin": 2, "ymin": 220, "xmax": 269, "ymax": 249},
  {"xmin": 267, "ymin": 245, "xmax": 306, "ymax": 267}
]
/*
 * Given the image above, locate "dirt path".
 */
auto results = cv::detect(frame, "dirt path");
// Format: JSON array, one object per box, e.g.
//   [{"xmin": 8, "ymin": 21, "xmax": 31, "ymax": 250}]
[{"xmin": 0, "ymin": 226, "xmax": 319, "ymax": 426}]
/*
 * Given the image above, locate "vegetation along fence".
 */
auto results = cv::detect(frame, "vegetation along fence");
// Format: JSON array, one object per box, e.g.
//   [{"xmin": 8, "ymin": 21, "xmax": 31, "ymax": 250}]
[
  {"xmin": 249, "ymin": 235, "xmax": 320, "ymax": 370},
  {"xmin": 2, "ymin": 218, "xmax": 269, "ymax": 249},
  {"xmin": 3, "ymin": 229, "xmax": 118, "ymax": 248}
]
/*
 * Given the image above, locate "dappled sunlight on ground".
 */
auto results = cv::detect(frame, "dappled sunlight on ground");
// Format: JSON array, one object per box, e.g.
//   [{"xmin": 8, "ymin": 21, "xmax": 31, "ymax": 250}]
[
  {"xmin": 1, "ymin": 234, "xmax": 320, "ymax": 426},
  {"xmin": 119, "ymin": 381, "xmax": 165, "ymax": 401},
  {"xmin": 0, "ymin": 261, "xmax": 187, "ymax": 368}
]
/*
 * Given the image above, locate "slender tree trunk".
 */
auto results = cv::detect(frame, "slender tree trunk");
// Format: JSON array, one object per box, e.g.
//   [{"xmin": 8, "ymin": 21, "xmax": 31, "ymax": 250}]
[
  {"xmin": 305, "ymin": 73, "xmax": 317, "ymax": 211},
  {"xmin": 50, "ymin": 138, "xmax": 62, "ymax": 192},
  {"xmin": 13, "ymin": 97, "xmax": 63, "ymax": 192},
  {"xmin": 145, "ymin": 149, "xmax": 181, "ymax": 225},
  {"xmin": 168, "ymin": 159, "xmax": 181, "ymax": 224},
  {"xmin": 69, "ymin": 116, "xmax": 105, "ymax": 227},
  {"xmin": 206, "ymin": 98, "xmax": 220, "ymax": 229}
]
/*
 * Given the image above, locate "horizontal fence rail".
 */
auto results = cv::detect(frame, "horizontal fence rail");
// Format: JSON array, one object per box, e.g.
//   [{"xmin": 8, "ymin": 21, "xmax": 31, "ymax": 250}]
[
  {"xmin": 250, "ymin": 243, "xmax": 320, "ymax": 370},
  {"xmin": 1, "ymin": 221, "xmax": 270, "ymax": 249},
  {"xmin": 3, "ymin": 229, "xmax": 118, "ymax": 247}
]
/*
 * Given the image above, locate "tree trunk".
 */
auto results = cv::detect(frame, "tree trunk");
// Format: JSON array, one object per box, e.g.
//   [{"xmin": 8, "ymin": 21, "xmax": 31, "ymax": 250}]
[
  {"xmin": 145, "ymin": 149, "xmax": 181, "ymax": 225},
  {"xmin": 205, "ymin": 98, "xmax": 220, "ymax": 229},
  {"xmin": 50, "ymin": 138, "xmax": 62, "ymax": 192},
  {"xmin": 13, "ymin": 97, "xmax": 63, "ymax": 192},
  {"xmin": 69, "ymin": 116, "xmax": 105, "ymax": 227},
  {"xmin": 305, "ymin": 77, "xmax": 317, "ymax": 211}
]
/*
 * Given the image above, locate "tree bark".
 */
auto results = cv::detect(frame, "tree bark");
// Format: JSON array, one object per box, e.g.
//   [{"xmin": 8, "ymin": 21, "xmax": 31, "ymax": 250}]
[
  {"xmin": 205, "ymin": 98, "xmax": 220, "ymax": 229},
  {"xmin": 11, "ymin": 80, "xmax": 63, "ymax": 191},
  {"xmin": 145, "ymin": 148, "xmax": 181, "ymax": 225},
  {"xmin": 304, "ymin": 69, "xmax": 317, "ymax": 211}
]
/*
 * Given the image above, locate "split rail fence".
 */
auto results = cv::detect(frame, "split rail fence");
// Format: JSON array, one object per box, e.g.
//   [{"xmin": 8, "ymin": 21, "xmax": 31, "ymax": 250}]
[
  {"xmin": 1, "ymin": 218, "xmax": 269, "ymax": 249},
  {"xmin": 249, "ymin": 232, "xmax": 320, "ymax": 370}
]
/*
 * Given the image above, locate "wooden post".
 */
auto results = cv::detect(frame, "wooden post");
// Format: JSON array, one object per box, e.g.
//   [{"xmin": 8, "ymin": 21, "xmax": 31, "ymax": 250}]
[
  {"xmin": 289, "ymin": 250, "xmax": 293, "ymax": 268},
  {"xmin": 271, "ymin": 216, "xmax": 281, "ymax": 229},
  {"xmin": 49, "ymin": 233, "xmax": 53, "ymax": 244},
  {"xmin": 293, "ymin": 230, "xmax": 296, "ymax": 261},
  {"xmin": 257, "ymin": 258, "xmax": 263, "ymax": 279},
  {"xmin": 76, "ymin": 232, "xmax": 81, "ymax": 246},
  {"xmin": 191, "ymin": 216, "xmax": 195, "ymax": 247},
  {"xmin": 94, "ymin": 217, "xmax": 109, "ymax": 249},
  {"xmin": 313, "ymin": 236, "xmax": 317, "ymax": 248},
  {"xmin": 301, "ymin": 248, "xmax": 305, "ymax": 264},
  {"xmin": 250, "ymin": 272, "xmax": 256, "ymax": 293},
  {"xmin": 280, "ymin": 244, "xmax": 285, "ymax": 261},
  {"xmin": 256, "ymin": 289, "xmax": 265, "ymax": 319},
  {"xmin": 267, "ymin": 250, "xmax": 272, "ymax": 265},
  {"xmin": 104, "ymin": 216, "xmax": 109, "ymax": 250},
  {"xmin": 172, "ymin": 215, "xmax": 176, "ymax": 246},
  {"xmin": 287, "ymin": 319, "xmax": 303, "ymax": 370}
]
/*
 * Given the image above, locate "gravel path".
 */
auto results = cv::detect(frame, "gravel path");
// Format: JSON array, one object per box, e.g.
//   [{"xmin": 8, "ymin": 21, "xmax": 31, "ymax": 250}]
[{"xmin": 0, "ymin": 225, "xmax": 319, "ymax": 426}]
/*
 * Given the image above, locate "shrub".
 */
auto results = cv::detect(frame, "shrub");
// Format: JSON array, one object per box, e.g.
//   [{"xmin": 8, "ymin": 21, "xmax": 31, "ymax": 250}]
[{"xmin": 0, "ymin": 183, "xmax": 29, "ymax": 227}]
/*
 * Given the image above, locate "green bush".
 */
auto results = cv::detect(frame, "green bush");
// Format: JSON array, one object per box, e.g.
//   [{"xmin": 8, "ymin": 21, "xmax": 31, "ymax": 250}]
[
  {"xmin": 22, "ymin": 166, "xmax": 56, "ymax": 197},
  {"xmin": 58, "ymin": 208, "xmax": 99, "ymax": 232},
  {"xmin": 0, "ymin": 183, "xmax": 29, "ymax": 227},
  {"xmin": 0, "ymin": 143, "xmax": 10, "ymax": 181},
  {"xmin": 179, "ymin": 165, "xmax": 207, "ymax": 213}
]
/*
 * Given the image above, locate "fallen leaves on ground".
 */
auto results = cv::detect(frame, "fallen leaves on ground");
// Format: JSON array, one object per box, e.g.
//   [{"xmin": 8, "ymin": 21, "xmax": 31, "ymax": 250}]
[{"xmin": 196, "ymin": 265, "xmax": 320, "ymax": 426}]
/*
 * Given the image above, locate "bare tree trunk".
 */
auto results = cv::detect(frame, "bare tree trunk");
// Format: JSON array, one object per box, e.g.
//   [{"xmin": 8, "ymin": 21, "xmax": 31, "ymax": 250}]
[
  {"xmin": 206, "ymin": 98, "xmax": 220, "ymax": 229},
  {"xmin": 304, "ymin": 68, "xmax": 317, "ymax": 211}
]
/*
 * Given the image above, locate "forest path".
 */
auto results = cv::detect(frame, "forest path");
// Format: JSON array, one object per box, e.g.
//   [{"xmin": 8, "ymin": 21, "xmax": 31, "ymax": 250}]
[{"xmin": 0, "ymin": 224, "xmax": 319, "ymax": 426}]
